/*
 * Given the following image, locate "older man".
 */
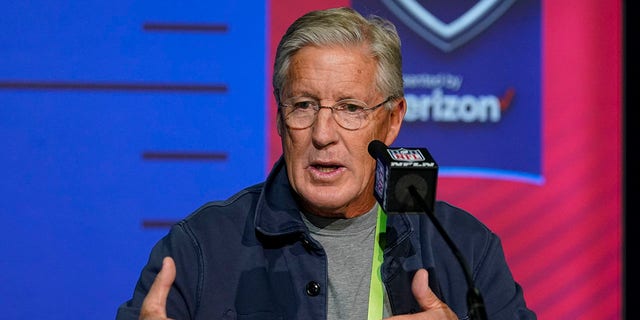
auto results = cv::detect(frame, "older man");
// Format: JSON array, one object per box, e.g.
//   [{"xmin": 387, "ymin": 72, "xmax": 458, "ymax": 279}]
[{"xmin": 117, "ymin": 7, "xmax": 535, "ymax": 320}]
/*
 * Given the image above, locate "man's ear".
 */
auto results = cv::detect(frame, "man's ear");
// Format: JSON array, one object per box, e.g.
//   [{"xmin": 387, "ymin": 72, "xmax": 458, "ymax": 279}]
[{"xmin": 384, "ymin": 97, "xmax": 407, "ymax": 146}]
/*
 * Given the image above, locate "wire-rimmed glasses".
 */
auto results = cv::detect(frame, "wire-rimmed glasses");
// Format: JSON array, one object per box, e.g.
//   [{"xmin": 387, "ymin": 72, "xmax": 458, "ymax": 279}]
[{"xmin": 278, "ymin": 96, "xmax": 393, "ymax": 130}]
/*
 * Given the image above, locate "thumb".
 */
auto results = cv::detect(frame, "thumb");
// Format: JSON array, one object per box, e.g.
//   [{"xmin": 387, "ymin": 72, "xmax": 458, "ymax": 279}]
[
  {"xmin": 384, "ymin": 269, "xmax": 458, "ymax": 319},
  {"xmin": 411, "ymin": 268, "xmax": 447, "ymax": 311},
  {"xmin": 140, "ymin": 256, "xmax": 176, "ymax": 320}
]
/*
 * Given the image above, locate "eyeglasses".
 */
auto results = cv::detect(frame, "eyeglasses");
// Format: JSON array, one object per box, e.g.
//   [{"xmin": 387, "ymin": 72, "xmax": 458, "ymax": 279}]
[{"xmin": 278, "ymin": 96, "xmax": 393, "ymax": 130}]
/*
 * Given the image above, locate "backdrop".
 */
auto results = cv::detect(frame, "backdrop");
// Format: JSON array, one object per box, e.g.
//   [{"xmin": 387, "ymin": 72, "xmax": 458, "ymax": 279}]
[{"xmin": 0, "ymin": 1, "xmax": 622, "ymax": 319}]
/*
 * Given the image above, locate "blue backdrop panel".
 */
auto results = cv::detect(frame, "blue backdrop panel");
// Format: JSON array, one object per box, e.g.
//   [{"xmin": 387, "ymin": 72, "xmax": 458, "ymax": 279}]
[
  {"xmin": 354, "ymin": 0, "xmax": 542, "ymax": 184},
  {"xmin": 0, "ymin": 1, "xmax": 266, "ymax": 319}
]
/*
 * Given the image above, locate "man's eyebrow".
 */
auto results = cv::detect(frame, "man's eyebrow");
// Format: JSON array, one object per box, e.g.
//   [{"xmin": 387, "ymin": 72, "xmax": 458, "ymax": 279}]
[
  {"xmin": 288, "ymin": 91, "xmax": 361, "ymax": 101},
  {"xmin": 286, "ymin": 90, "xmax": 317, "ymax": 99}
]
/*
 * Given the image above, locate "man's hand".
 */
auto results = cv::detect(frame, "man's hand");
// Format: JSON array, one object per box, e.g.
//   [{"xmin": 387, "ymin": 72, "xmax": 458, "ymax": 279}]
[
  {"xmin": 139, "ymin": 256, "xmax": 176, "ymax": 320},
  {"xmin": 386, "ymin": 268, "xmax": 458, "ymax": 319}
]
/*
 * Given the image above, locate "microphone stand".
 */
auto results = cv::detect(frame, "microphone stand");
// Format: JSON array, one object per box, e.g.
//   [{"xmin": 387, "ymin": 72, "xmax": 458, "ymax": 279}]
[{"xmin": 408, "ymin": 185, "xmax": 488, "ymax": 320}]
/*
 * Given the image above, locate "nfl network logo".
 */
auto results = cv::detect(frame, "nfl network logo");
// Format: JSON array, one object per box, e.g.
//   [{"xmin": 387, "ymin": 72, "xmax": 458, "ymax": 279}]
[
  {"xmin": 381, "ymin": 0, "xmax": 517, "ymax": 52},
  {"xmin": 388, "ymin": 148, "xmax": 425, "ymax": 162}
]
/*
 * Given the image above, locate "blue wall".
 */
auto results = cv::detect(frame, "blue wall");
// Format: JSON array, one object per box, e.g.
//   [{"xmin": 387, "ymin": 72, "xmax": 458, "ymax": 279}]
[{"xmin": 0, "ymin": 2, "xmax": 266, "ymax": 318}]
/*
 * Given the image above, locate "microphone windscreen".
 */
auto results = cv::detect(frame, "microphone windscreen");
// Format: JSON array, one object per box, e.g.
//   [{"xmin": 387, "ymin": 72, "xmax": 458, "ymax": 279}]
[
  {"xmin": 369, "ymin": 141, "xmax": 439, "ymax": 214},
  {"xmin": 368, "ymin": 140, "xmax": 388, "ymax": 159}
]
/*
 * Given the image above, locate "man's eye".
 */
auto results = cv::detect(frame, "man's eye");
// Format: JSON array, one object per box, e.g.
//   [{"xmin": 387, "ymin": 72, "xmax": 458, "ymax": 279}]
[
  {"xmin": 293, "ymin": 101, "xmax": 316, "ymax": 110},
  {"xmin": 341, "ymin": 103, "xmax": 365, "ymax": 113}
]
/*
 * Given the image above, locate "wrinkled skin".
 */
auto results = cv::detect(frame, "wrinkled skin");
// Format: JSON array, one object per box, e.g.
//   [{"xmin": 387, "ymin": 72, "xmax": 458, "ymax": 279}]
[{"xmin": 278, "ymin": 45, "xmax": 406, "ymax": 219}]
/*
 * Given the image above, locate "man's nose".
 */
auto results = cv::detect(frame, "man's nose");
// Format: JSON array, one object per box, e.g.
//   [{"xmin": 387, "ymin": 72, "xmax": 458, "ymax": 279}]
[{"xmin": 311, "ymin": 106, "xmax": 339, "ymax": 145}]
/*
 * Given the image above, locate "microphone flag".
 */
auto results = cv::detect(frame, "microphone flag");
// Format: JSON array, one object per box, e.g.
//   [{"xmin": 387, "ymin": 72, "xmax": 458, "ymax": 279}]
[{"xmin": 368, "ymin": 140, "xmax": 439, "ymax": 214}]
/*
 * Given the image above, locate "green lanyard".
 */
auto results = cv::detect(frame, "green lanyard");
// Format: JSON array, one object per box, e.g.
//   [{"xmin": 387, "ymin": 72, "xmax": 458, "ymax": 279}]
[{"xmin": 367, "ymin": 206, "xmax": 387, "ymax": 320}]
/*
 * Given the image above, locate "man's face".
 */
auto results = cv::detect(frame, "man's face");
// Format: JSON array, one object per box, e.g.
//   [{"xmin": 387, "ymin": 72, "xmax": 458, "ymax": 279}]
[{"xmin": 279, "ymin": 45, "xmax": 406, "ymax": 218}]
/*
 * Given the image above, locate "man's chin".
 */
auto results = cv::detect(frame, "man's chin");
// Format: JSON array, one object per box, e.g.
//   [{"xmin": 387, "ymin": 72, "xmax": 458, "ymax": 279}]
[{"xmin": 298, "ymin": 195, "xmax": 347, "ymax": 217}]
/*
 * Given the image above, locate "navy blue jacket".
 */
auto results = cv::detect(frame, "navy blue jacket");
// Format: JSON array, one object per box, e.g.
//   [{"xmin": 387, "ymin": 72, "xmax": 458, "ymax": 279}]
[{"xmin": 117, "ymin": 158, "xmax": 536, "ymax": 319}]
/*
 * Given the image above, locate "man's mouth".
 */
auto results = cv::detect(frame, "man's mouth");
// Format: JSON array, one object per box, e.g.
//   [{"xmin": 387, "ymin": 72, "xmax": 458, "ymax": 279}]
[{"xmin": 313, "ymin": 164, "xmax": 340, "ymax": 172}]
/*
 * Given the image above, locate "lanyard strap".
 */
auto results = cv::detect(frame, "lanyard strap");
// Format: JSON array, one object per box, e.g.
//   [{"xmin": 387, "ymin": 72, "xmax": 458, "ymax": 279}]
[{"xmin": 367, "ymin": 206, "xmax": 387, "ymax": 320}]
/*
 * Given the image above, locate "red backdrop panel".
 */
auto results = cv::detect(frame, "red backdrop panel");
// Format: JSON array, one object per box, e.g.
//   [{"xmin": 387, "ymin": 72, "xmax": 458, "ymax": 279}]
[{"xmin": 267, "ymin": 1, "xmax": 622, "ymax": 319}]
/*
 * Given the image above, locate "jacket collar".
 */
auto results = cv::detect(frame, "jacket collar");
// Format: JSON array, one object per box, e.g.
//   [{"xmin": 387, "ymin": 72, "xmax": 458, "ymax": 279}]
[
  {"xmin": 254, "ymin": 156, "xmax": 415, "ymax": 249},
  {"xmin": 254, "ymin": 157, "xmax": 308, "ymax": 237}
]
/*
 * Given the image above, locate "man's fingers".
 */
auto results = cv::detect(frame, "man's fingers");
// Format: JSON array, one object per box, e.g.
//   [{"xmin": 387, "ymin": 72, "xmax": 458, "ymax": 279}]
[{"xmin": 140, "ymin": 257, "xmax": 176, "ymax": 320}]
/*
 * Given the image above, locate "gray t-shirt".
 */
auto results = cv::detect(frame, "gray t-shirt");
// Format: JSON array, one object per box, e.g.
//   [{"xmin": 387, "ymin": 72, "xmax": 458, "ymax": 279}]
[{"xmin": 301, "ymin": 205, "xmax": 391, "ymax": 319}]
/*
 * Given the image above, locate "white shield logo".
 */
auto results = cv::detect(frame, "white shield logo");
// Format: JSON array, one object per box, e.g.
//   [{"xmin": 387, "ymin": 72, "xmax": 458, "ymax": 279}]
[
  {"xmin": 388, "ymin": 148, "xmax": 425, "ymax": 162},
  {"xmin": 382, "ymin": 0, "xmax": 517, "ymax": 52}
]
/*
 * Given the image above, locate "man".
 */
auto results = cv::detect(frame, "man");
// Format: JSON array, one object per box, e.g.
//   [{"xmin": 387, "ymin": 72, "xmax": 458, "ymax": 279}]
[{"xmin": 117, "ymin": 7, "xmax": 536, "ymax": 320}]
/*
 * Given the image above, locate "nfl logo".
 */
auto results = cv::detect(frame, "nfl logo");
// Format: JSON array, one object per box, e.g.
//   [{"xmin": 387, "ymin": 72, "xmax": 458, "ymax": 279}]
[{"xmin": 388, "ymin": 148, "xmax": 425, "ymax": 162}]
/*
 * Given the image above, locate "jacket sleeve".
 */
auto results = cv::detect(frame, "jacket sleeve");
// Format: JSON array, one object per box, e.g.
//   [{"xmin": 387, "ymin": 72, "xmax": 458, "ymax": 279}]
[
  {"xmin": 474, "ymin": 233, "xmax": 537, "ymax": 320},
  {"xmin": 115, "ymin": 222, "xmax": 201, "ymax": 320}
]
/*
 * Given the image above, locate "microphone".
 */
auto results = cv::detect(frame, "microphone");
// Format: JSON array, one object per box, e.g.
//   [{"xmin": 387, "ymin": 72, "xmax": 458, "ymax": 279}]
[
  {"xmin": 368, "ymin": 140, "xmax": 487, "ymax": 320},
  {"xmin": 367, "ymin": 139, "xmax": 438, "ymax": 214}
]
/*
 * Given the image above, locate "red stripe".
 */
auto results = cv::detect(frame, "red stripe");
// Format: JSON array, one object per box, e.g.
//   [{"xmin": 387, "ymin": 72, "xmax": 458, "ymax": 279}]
[
  {"xmin": 0, "ymin": 80, "xmax": 227, "ymax": 93},
  {"xmin": 141, "ymin": 151, "xmax": 228, "ymax": 161},
  {"xmin": 141, "ymin": 219, "xmax": 179, "ymax": 228},
  {"xmin": 143, "ymin": 22, "xmax": 228, "ymax": 33}
]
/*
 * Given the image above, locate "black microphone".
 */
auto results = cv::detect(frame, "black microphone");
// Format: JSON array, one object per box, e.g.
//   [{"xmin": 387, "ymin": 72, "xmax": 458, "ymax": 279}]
[
  {"xmin": 368, "ymin": 139, "xmax": 439, "ymax": 214},
  {"xmin": 368, "ymin": 140, "xmax": 487, "ymax": 320}
]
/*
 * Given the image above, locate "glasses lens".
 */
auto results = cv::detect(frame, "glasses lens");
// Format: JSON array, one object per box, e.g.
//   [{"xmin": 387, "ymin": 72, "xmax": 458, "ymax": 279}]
[
  {"xmin": 333, "ymin": 100, "xmax": 369, "ymax": 130},
  {"xmin": 282, "ymin": 99, "xmax": 317, "ymax": 129}
]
